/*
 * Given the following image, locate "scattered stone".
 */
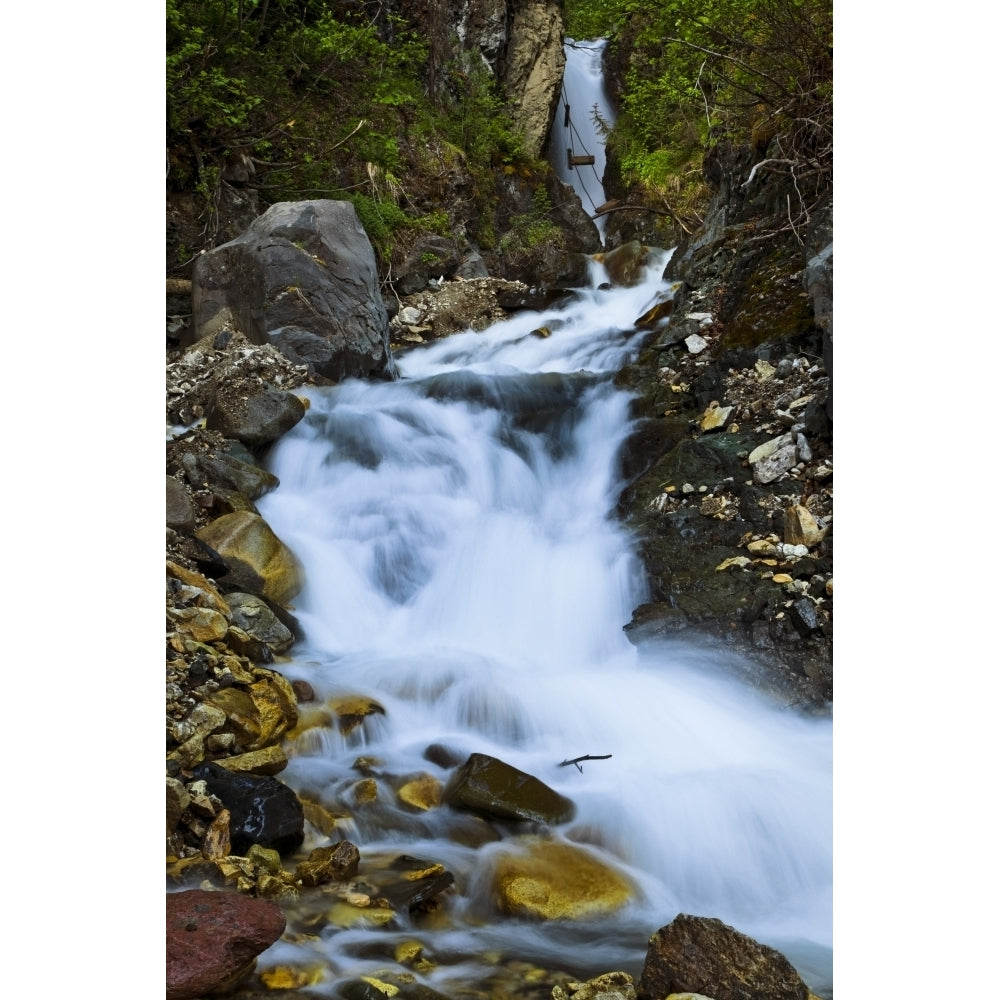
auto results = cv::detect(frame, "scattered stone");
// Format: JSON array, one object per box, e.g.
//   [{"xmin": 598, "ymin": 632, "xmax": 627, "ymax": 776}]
[
  {"xmin": 552, "ymin": 971, "xmax": 636, "ymax": 1000},
  {"xmin": 783, "ymin": 504, "xmax": 826, "ymax": 547},
  {"xmin": 699, "ymin": 402, "xmax": 733, "ymax": 432}
]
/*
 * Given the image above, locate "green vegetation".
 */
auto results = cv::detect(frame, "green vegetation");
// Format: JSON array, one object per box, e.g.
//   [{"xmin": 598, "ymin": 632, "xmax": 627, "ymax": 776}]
[
  {"xmin": 166, "ymin": 0, "xmax": 535, "ymax": 264},
  {"xmin": 564, "ymin": 0, "xmax": 832, "ymax": 230}
]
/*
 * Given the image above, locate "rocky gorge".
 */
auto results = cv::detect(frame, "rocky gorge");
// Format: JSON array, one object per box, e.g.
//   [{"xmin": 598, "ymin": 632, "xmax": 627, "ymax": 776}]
[{"xmin": 165, "ymin": 5, "xmax": 832, "ymax": 998}]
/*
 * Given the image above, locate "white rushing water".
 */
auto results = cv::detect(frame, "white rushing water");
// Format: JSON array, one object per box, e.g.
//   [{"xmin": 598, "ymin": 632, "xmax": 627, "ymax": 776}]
[
  {"xmin": 546, "ymin": 38, "xmax": 616, "ymax": 240},
  {"xmin": 256, "ymin": 255, "xmax": 833, "ymax": 997}
]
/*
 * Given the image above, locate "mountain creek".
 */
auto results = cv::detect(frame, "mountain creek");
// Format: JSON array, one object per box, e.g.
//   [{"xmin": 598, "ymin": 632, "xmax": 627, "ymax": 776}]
[{"xmin": 165, "ymin": 30, "xmax": 832, "ymax": 1000}]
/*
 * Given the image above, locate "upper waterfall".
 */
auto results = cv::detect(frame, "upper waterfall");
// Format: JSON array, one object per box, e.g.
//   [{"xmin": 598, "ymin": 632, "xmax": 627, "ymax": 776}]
[{"xmin": 546, "ymin": 39, "xmax": 616, "ymax": 241}]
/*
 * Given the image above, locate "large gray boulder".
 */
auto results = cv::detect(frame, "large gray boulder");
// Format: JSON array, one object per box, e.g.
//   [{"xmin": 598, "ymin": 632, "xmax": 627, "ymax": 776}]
[{"xmin": 189, "ymin": 200, "xmax": 396, "ymax": 382}]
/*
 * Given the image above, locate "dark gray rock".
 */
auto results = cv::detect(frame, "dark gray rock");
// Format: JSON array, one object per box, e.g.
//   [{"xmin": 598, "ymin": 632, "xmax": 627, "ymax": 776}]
[
  {"xmin": 443, "ymin": 752, "xmax": 575, "ymax": 825},
  {"xmin": 190, "ymin": 200, "xmax": 396, "ymax": 382},
  {"xmin": 206, "ymin": 386, "xmax": 306, "ymax": 446},
  {"xmin": 180, "ymin": 451, "xmax": 279, "ymax": 501}
]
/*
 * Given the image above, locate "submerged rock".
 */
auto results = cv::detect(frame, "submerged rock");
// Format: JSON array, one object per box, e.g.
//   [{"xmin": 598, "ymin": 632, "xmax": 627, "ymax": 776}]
[{"xmin": 492, "ymin": 839, "xmax": 633, "ymax": 920}]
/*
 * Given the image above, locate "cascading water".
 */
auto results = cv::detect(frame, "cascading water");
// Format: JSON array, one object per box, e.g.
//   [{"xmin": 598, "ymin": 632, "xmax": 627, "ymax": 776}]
[
  {"xmin": 546, "ymin": 38, "xmax": 616, "ymax": 241},
  {"xmin": 255, "ymin": 254, "xmax": 833, "ymax": 997}
]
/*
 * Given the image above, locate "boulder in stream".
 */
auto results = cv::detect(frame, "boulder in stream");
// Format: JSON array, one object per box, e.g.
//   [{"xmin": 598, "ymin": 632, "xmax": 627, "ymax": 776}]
[{"xmin": 443, "ymin": 752, "xmax": 575, "ymax": 825}]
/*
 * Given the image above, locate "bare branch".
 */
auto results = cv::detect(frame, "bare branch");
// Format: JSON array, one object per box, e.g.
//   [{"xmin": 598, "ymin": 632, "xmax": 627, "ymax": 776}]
[{"xmin": 559, "ymin": 753, "xmax": 612, "ymax": 773}]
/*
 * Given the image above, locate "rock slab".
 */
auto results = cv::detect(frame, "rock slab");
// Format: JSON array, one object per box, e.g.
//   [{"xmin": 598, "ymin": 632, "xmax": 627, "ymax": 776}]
[{"xmin": 166, "ymin": 889, "xmax": 285, "ymax": 1000}]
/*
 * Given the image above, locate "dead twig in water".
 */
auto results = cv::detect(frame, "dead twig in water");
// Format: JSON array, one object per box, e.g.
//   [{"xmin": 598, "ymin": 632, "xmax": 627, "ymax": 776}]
[{"xmin": 559, "ymin": 754, "xmax": 612, "ymax": 773}]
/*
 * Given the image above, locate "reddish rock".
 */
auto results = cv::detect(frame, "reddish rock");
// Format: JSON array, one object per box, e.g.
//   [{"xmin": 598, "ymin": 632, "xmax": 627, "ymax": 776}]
[
  {"xmin": 166, "ymin": 889, "xmax": 286, "ymax": 1000},
  {"xmin": 638, "ymin": 913, "xmax": 809, "ymax": 1000}
]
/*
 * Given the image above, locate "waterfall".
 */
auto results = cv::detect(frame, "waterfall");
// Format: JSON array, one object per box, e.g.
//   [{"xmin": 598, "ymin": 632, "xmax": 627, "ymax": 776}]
[
  {"xmin": 547, "ymin": 38, "xmax": 616, "ymax": 241},
  {"xmin": 256, "ymin": 255, "xmax": 833, "ymax": 996}
]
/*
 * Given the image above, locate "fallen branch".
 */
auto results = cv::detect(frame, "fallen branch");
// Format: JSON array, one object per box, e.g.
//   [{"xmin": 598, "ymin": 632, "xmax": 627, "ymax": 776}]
[{"xmin": 559, "ymin": 754, "xmax": 612, "ymax": 773}]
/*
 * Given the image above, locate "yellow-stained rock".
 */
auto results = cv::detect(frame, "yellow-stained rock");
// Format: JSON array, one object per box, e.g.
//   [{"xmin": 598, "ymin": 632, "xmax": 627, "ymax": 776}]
[
  {"xmin": 247, "ymin": 844, "xmax": 284, "ymax": 875},
  {"xmin": 698, "ymin": 401, "xmax": 733, "ymax": 433},
  {"xmin": 206, "ymin": 675, "xmax": 297, "ymax": 752},
  {"xmin": 195, "ymin": 511, "xmax": 303, "ymax": 604},
  {"xmin": 394, "ymin": 940, "xmax": 433, "ymax": 971},
  {"xmin": 324, "ymin": 901, "xmax": 395, "ymax": 928},
  {"xmin": 213, "ymin": 744, "xmax": 289, "ymax": 776},
  {"xmin": 166, "ymin": 561, "xmax": 231, "ymax": 615},
  {"xmin": 169, "ymin": 606, "xmax": 230, "ymax": 642},
  {"xmin": 493, "ymin": 839, "xmax": 633, "ymax": 920},
  {"xmin": 783, "ymin": 503, "xmax": 827, "ymax": 547},
  {"xmin": 257, "ymin": 871, "xmax": 299, "ymax": 900},
  {"xmin": 397, "ymin": 774, "xmax": 443, "ymax": 812},
  {"xmin": 330, "ymin": 695, "xmax": 386, "ymax": 735},
  {"xmin": 360, "ymin": 977, "xmax": 399, "ymax": 997},
  {"xmin": 300, "ymin": 798, "xmax": 345, "ymax": 836},
  {"xmin": 771, "ymin": 573, "xmax": 793, "ymax": 584},
  {"xmin": 259, "ymin": 965, "xmax": 325, "ymax": 989},
  {"xmin": 200, "ymin": 808, "xmax": 231, "ymax": 860},
  {"xmin": 353, "ymin": 777, "xmax": 378, "ymax": 804}
]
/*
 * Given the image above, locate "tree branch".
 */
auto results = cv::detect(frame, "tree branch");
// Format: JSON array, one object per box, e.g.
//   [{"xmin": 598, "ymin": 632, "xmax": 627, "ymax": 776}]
[{"xmin": 559, "ymin": 754, "xmax": 612, "ymax": 773}]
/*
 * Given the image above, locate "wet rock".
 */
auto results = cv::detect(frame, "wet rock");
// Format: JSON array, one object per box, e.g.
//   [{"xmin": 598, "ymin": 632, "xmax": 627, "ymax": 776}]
[
  {"xmin": 329, "ymin": 694, "xmax": 386, "ymax": 735},
  {"xmin": 637, "ymin": 914, "xmax": 810, "ymax": 1000},
  {"xmin": 193, "ymin": 761, "xmax": 305, "ymax": 856},
  {"xmin": 397, "ymin": 774, "xmax": 443, "ymax": 811},
  {"xmin": 599, "ymin": 241, "xmax": 647, "ymax": 287},
  {"xmin": 206, "ymin": 386, "xmax": 306, "ymax": 446},
  {"xmin": 195, "ymin": 511, "xmax": 303, "ymax": 604},
  {"xmin": 169, "ymin": 606, "xmax": 229, "ymax": 643},
  {"xmin": 166, "ymin": 889, "xmax": 285, "ymax": 1000},
  {"xmin": 295, "ymin": 840, "xmax": 361, "ymax": 886},
  {"xmin": 493, "ymin": 839, "xmax": 633, "ymax": 920},
  {"xmin": 377, "ymin": 854, "xmax": 455, "ymax": 912},
  {"xmin": 443, "ymin": 752, "xmax": 575, "ymax": 824}
]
